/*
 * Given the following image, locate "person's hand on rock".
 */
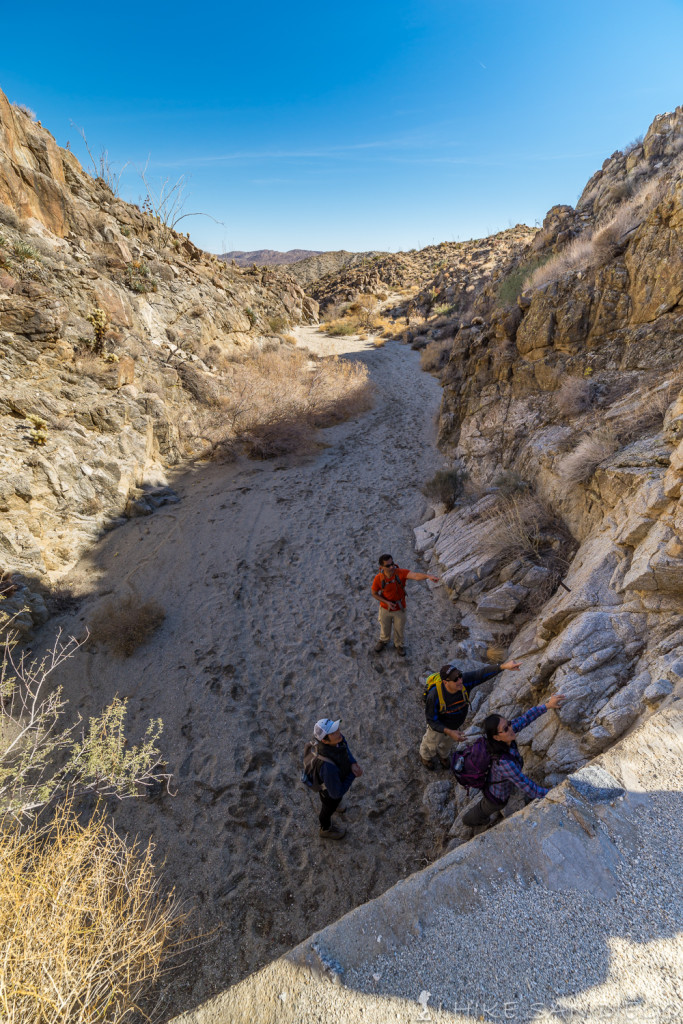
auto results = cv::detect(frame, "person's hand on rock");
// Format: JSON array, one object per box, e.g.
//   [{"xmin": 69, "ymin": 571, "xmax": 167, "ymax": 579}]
[
  {"xmin": 501, "ymin": 660, "xmax": 521, "ymax": 671},
  {"xmin": 546, "ymin": 694, "xmax": 566, "ymax": 709},
  {"xmin": 351, "ymin": 764, "xmax": 363, "ymax": 777}
]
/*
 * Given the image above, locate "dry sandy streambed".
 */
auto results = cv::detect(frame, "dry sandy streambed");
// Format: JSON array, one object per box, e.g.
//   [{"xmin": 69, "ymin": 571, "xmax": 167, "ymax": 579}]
[{"xmin": 44, "ymin": 331, "xmax": 462, "ymax": 1015}]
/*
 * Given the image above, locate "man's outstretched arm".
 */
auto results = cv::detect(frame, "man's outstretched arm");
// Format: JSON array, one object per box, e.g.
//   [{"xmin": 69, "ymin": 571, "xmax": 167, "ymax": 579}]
[{"xmin": 405, "ymin": 571, "xmax": 440, "ymax": 582}]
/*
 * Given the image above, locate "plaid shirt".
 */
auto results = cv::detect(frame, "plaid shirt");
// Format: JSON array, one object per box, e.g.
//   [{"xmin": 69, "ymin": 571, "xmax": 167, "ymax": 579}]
[{"xmin": 485, "ymin": 705, "xmax": 549, "ymax": 804}]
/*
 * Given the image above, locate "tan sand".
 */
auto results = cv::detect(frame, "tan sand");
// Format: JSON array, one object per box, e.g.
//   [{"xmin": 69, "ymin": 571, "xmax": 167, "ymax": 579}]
[{"xmin": 44, "ymin": 333, "xmax": 459, "ymax": 1016}]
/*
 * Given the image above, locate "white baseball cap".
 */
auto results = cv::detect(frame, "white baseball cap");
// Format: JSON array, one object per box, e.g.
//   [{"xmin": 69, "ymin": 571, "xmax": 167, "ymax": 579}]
[{"xmin": 314, "ymin": 718, "xmax": 341, "ymax": 740}]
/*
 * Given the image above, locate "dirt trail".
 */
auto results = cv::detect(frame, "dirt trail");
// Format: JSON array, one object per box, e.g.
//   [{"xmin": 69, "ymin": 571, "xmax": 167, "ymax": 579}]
[{"xmin": 48, "ymin": 332, "xmax": 462, "ymax": 1014}]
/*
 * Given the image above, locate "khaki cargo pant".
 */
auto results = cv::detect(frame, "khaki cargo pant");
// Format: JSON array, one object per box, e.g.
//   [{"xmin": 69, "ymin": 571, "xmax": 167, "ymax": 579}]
[
  {"xmin": 419, "ymin": 726, "xmax": 453, "ymax": 762},
  {"xmin": 378, "ymin": 606, "xmax": 406, "ymax": 647}
]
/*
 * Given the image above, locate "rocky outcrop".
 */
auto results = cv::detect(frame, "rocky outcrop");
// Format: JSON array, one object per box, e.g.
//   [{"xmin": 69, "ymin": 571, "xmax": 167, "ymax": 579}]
[
  {"xmin": 413, "ymin": 106, "xmax": 683, "ymax": 807},
  {"xmin": 0, "ymin": 88, "xmax": 318, "ymax": 596}
]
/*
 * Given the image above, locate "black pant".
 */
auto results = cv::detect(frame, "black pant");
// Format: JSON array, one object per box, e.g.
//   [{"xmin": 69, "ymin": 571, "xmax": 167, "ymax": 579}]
[
  {"xmin": 319, "ymin": 791, "xmax": 341, "ymax": 830},
  {"xmin": 462, "ymin": 793, "xmax": 506, "ymax": 826}
]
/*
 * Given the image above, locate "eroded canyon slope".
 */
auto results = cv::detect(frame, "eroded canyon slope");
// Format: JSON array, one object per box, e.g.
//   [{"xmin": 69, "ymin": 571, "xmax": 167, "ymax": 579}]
[
  {"xmin": 0, "ymin": 88, "xmax": 317, "ymax": 626},
  {"xmin": 400, "ymin": 106, "xmax": 683, "ymax": 834}
]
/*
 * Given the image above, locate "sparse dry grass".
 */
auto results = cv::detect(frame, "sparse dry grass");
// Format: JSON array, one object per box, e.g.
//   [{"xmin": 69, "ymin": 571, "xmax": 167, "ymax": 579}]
[
  {"xmin": 557, "ymin": 429, "xmax": 618, "ymax": 489},
  {"xmin": 204, "ymin": 347, "xmax": 374, "ymax": 458},
  {"xmin": 526, "ymin": 175, "xmax": 671, "ymax": 291},
  {"xmin": 0, "ymin": 801, "xmax": 184, "ymax": 1024},
  {"xmin": 89, "ymin": 595, "xmax": 166, "ymax": 656}
]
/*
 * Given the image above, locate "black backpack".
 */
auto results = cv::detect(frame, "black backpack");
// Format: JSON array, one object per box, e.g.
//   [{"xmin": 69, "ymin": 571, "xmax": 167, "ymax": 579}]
[{"xmin": 301, "ymin": 741, "xmax": 335, "ymax": 792}]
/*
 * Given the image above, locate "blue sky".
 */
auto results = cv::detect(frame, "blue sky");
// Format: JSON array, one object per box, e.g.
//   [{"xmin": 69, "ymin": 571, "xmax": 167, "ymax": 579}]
[{"xmin": 2, "ymin": 0, "xmax": 683, "ymax": 252}]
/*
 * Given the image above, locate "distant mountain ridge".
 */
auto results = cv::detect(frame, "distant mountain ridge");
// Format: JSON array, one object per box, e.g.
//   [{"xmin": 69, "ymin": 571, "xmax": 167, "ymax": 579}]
[{"xmin": 219, "ymin": 249, "xmax": 323, "ymax": 267}]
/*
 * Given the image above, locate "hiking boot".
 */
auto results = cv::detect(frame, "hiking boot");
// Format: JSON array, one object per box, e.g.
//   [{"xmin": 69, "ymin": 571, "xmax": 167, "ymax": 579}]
[
  {"xmin": 420, "ymin": 755, "xmax": 436, "ymax": 771},
  {"xmin": 374, "ymin": 640, "xmax": 387, "ymax": 653},
  {"xmin": 439, "ymin": 756, "xmax": 452, "ymax": 770},
  {"xmin": 319, "ymin": 823, "xmax": 346, "ymax": 840},
  {"xmin": 396, "ymin": 645, "xmax": 406, "ymax": 657}
]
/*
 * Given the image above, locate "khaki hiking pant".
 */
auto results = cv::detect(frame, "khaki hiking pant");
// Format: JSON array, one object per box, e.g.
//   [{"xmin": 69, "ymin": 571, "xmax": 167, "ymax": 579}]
[
  {"xmin": 420, "ymin": 726, "xmax": 453, "ymax": 762},
  {"xmin": 378, "ymin": 606, "xmax": 406, "ymax": 647}
]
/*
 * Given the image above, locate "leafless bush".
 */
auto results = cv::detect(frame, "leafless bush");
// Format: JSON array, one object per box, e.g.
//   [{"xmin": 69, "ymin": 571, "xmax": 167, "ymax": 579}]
[
  {"xmin": 11, "ymin": 102, "xmax": 37, "ymax": 121},
  {"xmin": 557, "ymin": 428, "xmax": 618, "ymax": 489},
  {"xmin": 556, "ymin": 377, "xmax": 594, "ymax": 417},
  {"xmin": 89, "ymin": 595, "xmax": 166, "ymax": 656},
  {"xmin": 0, "ymin": 801, "xmax": 184, "ymax": 1023},
  {"xmin": 483, "ymin": 495, "xmax": 557, "ymax": 559}
]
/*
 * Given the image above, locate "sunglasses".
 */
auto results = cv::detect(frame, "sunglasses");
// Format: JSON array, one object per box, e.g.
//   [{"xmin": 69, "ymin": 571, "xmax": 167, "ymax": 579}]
[{"xmin": 381, "ymin": 562, "xmax": 396, "ymax": 569}]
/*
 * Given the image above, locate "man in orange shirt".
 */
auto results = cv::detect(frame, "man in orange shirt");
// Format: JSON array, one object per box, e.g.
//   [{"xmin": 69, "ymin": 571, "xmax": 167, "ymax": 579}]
[{"xmin": 371, "ymin": 553, "xmax": 439, "ymax": 657}]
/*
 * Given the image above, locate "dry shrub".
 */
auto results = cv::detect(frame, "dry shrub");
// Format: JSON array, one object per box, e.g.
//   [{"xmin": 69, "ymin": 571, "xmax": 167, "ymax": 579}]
[
  {"xmin": 422, "ymin": 468, "xmax": 467, "ymax": 510},
  {"xmin": 557, "ymin": 429, "xmax": 618, "ymax": 489},
  {"xmin": 556, "ymin": 377, "xmax": 594, "ymax": 417},
  {"xmin": 420, "ymin": 339, "xmax": 451, "ymax": 373},
  {"xmin": 527, "ymin": 175, "xmax": 670, "ymax": 291},
  {"xmin": 207, "ymin": 348, "xmax": 373, "ymax": 457},
  {"xmin": 483, "ymin": 495, "xmax": 557, "ymax": 560},
  {"xmin": 89, "ymin": 595, "xmax": 165, "ymax": 656},
  {"xmin": 0, "ymin": 801, "xmax": 183, "ymax": 1024}
]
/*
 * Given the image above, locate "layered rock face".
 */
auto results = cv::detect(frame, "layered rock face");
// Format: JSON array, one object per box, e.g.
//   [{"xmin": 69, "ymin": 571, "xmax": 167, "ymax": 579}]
[
  {"xmin": 0, "ymin": 90, "xmax": 317, "ymax": 612},
  {"xmin": 412, "ymin": 106, "xmax": 683, "ymax": 810}
]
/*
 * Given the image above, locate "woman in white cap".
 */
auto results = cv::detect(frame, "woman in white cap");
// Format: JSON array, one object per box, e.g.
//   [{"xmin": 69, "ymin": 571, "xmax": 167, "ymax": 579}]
[{"xmin": 313, "ymin": 718, "xmax": 363, "ymax": 840}]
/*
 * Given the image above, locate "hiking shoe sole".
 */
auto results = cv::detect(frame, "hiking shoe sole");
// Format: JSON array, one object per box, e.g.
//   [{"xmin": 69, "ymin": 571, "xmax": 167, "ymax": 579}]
[
  {"xmin": 420, "ymin": 756, "xmax": 436, "ymax": 770},
  {"xmin": 396, "ymin": 646, "xmax": 406, "ymax": 657},
  {"xmin": 374, "ymin": 642, "xmax": 387, "ymax": 653},
  {"xmin": 319, "ymin": 825, "xmax": 346, "ymax": 839}
]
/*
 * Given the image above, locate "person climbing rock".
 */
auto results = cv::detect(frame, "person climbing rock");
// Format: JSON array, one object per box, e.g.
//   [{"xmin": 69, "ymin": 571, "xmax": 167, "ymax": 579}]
[
  {"xmin": 312, "ymin": 718, "xmax": 363, "ymax": 840},
  {"xmin": 461, "ymin": 694, "xmax": 566, "ymax": 826},
  {"xmin": 420, "ymin": 659, "xmax": 521, "ymax": 769},
  {"xmin": 371, "ymin": 553, "xmax": 439, "ymax": 657}
]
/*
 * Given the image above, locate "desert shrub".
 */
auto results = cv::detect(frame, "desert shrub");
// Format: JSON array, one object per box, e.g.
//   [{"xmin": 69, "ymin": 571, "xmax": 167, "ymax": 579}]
[
  {"xmin": 86, "ymin": 307, "xmax": 108, "ymax": 355},
  {"xmin": 11, "ymin": 102, "xmax": 36, "ymax": 120},
  {"xmin": 326, "ymin": 321, "xmax": 357, "ymax": 336},
  {"xmin": 267, "ymin": 314, "xmax": 288, "ymax": 333},
  {"xmin": 124, "ymin": 260, "xmax": 157, "ymax": 293},
  {"xmin": 422, "ymin": 468, "xmax": 467, "ymax": 510},
  {"xmin": 89, "ymin": 595, "xmax": 166, "ymax": 656},
  {"xmin": 12, "ymin": 241, "xmax": 41, "ymax": 263},
  {"xmin": 282, "ymin": 333, "xmax": 298, "ymax": 345},
  {"xmin": 244, "ymin": 306, "xmax": 256, "ymax": 327},
  {"xmin": 557, "ymin": 428, "xmax": 618, "ymax": 489},
  {"xmin": 0, "ymin": 802, "xmax": 183, "ymax": 1024},
  {"xmin": 420, "ymin": 339, "xmax": 451, "ymax": 372},
  {"xmin": 483, "ymin": 495, "xmax": 556, "ymax": 559},
  {"xmin": 491, "ymin": 470, "xmax": 529, "ymax": 496},
  {"xmin": 0, "ymin": 631, "xmax": 170, "ymax": 819},
  {"xmin": 556, "ymin": 377, "xmax": 594, "ymax": 417},
  {"xmin": 204, "ymin": 348, "xmax": 373, "ymax": 458},
  {"xmin": 497, "ymin": 255, "xmax": 552, "ymax": 306}
]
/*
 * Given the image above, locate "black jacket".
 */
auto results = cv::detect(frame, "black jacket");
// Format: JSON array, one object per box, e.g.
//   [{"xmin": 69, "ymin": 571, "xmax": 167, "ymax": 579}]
[{"xmin": 425, "ymin": 665, "xmax": 502, "ymax": 733}]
